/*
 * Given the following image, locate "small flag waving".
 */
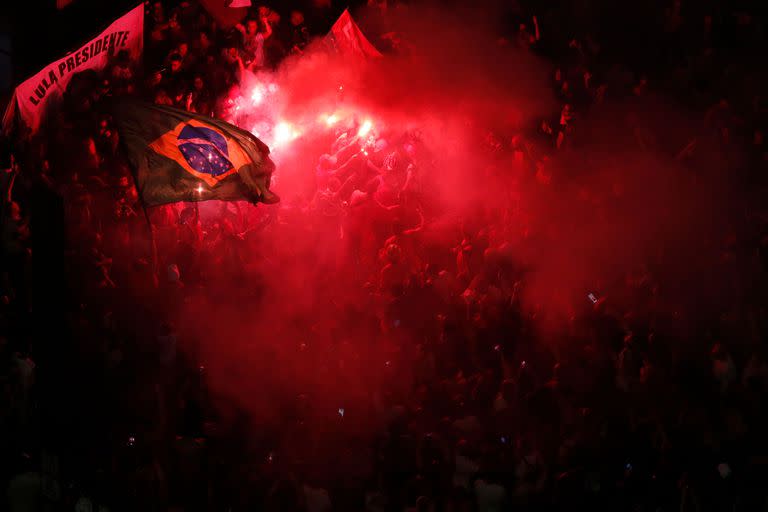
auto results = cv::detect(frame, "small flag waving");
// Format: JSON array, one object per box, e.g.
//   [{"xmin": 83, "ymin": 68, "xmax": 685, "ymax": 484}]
[
  {"xmin": 111, "ymin": 100, "xmax": 279, "ymax": 206},
  {"xmin": 326, "ymin": 10, "xmax": 382, "ymax": 59}
]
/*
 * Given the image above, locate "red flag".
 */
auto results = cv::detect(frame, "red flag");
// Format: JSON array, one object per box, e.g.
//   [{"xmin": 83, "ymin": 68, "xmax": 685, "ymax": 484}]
[
  {"xmin": 199, "ymin": 0, "xmax": 250, "ymax": 28},
  {"xmin": 326, "ymin": 10, "xmax": 382, "ymax": 59}
]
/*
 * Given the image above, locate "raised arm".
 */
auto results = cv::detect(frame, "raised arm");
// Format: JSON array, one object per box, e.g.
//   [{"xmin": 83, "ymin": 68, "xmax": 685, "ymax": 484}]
[
  {"xmin": 334, "ymin": 174, "xmax": 357, "ymax": 200},
  {"xmin": 401, "ymin": 164, "xmax": 415, "ymax": 192},
  {"xmin": 402, "ymin": 208, "xmax": 425, "ymax": 236},
  {"xmin": 330, "ymin": 153, "xmax": 360, "ymax": 182},
  {"xmin": 366, "ymin": 158, "xmax": 383, "ymax": 175},
  {"xmin": 261, "ymin": 17, "xmax": 273, "ymax": 40},
  {"xmin": 334, "ymin": 135, "xmax": 362, "ymax": 160},
  {"xmin": 7, "ymin": 169, "xmax": 17, "ymax": 203}
]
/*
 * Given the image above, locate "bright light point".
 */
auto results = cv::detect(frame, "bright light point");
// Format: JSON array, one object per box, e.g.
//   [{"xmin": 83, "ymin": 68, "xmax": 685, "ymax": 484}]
[
  {"xmin": 274, "ymin": 122, "xmax": 292, "ymax": 142},
  {"xmin": 338, "ymin": 85, "xmax": 343, "ymax": 91},
  {"xmin": 325, "ymin": 114, "xmax": 338, "ymax": 126},
  {"xmin": 358, "ymin": 120, "xmax": 373, "ymax": 137},
  {"xmin": 272, "ymin": 121, "xmax": 299, "ymax": 147},
  {"xmin": 250, "ymin": 88, "xmax": 264, "ymax": 105},
  {"xmin": 196, "ymin": 184, "xmax": 204, "ymax": 194}
]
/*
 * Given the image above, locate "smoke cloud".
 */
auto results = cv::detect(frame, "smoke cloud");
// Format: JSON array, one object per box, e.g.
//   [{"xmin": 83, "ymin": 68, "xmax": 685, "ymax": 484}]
[{"xmin": 169, "ymin": 4, "xmax": 755, "ymax": 453}]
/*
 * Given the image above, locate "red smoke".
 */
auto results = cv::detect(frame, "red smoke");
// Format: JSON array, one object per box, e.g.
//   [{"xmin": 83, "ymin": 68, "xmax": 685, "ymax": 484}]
[{"xmin": 169, "ymin": 5, "xmax": 755, "ymax": 450}]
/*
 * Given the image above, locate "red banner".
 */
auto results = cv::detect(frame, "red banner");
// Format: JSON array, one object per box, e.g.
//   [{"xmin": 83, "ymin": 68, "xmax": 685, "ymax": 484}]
[{"xmin": 7, "ymin": 4, "xmax": 143, "ymax": 133}]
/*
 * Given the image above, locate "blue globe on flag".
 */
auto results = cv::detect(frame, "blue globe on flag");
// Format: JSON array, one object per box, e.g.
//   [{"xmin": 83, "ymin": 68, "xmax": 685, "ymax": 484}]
[{"xmin": 177, "ymin": 125, "xmax": 234, "ymax": 177}]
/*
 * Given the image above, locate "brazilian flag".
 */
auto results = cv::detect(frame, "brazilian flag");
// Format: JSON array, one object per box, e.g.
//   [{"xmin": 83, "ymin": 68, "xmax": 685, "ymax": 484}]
[{"xmin": 111, "ymin": 100, "xmax": 279, "ymax": 206}]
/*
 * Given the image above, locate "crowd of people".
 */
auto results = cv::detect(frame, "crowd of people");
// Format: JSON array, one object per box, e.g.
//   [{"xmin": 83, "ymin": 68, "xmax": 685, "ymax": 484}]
[{"xmin": 3, "ymin": 0, "xmax": 768, "ymax": 511}]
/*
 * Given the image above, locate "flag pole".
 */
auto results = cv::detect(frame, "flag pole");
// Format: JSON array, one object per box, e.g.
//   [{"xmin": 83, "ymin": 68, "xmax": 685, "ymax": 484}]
[
  {"xmin": 194, "ymin": 200, "xmax": 202, "ymax": 246},
  {"xmin": 142, "ymin": 205, "xmax": 160, "ymax": 288}
]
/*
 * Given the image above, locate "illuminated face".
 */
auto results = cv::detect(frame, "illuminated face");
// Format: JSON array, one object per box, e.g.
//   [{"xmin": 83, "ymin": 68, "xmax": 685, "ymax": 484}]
[
  {"xmin": 246, "ymin": 20, "xmax": 259, "ymax": 34},
  {"xmin": 170, "ymin": 59, "xmax": 182, "ymax": 72},
  {"xmin": 178, "ymin": 43, "xmax": 188, "ymax": 56},
  {"xmin": 291, "ymin": 11, "xmax": 304, "ymax": 25},
  {"xmin": 194, "ymin": 77, "xmax": 204, "ymax": 90}
]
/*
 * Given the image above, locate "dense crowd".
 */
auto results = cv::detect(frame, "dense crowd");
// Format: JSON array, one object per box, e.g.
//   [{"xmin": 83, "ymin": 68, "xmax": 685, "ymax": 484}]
[{"xmin": 3, "ymin": 0, "xmax": 768, "ymax": 511}]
